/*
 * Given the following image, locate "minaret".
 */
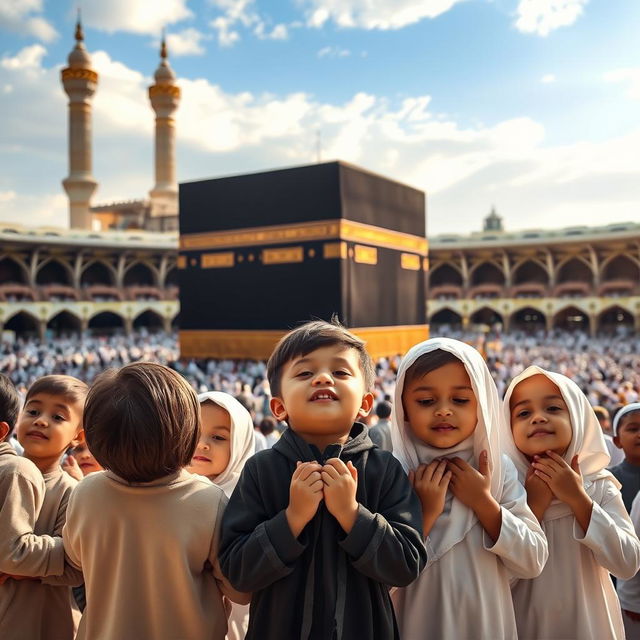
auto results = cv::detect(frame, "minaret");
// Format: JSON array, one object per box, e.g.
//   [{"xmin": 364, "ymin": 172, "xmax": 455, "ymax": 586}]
[
  {"xmin": 148, "ymin": 35, "xmax": 180, "ymax": 220},
  {"xmin": 61, "ymin": 15, "xmax": 98, "ymax": 229}
]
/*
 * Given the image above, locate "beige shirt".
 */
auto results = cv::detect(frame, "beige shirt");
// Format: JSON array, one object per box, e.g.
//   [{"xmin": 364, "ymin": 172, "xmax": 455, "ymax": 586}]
[
  {"xmin": 63, "ymin": 469, "xmax": 249, "ymax": 640},
  {"xmin": 0, "ymin": 463, "xmax": 80, "ymax": 640}
]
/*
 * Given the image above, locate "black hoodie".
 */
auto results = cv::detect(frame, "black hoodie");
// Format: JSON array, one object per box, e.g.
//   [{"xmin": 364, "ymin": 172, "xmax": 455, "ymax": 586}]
[{"xmin": 220, "ymin": 423, "xmax": 427, "ymax": 640}]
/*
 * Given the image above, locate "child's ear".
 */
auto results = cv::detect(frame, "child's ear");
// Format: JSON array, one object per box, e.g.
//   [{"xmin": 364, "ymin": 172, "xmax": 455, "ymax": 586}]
[
  {"xmin": 613, "ymin": 436, "xmax": 623, "ymax": 450},
  {"xmin": 269, "ymin": 397, "xmax": 288, "ymax": 422},
  {"xmin": 357, "ymin": 392, "xmax": 375, "ymax": 419},
  {"xmin": 70, "ymin": 428, "xmax": 85, "ymax": 449},
  {"xmin": 0, "ymin": 421, "xmax": 9, "ymax": 441}
]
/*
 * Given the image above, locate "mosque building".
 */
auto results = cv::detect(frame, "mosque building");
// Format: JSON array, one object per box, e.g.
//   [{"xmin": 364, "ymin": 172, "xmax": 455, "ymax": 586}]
[{"xmin": 0, "ymin": 20, "xmax": 638, "ymax": 341}]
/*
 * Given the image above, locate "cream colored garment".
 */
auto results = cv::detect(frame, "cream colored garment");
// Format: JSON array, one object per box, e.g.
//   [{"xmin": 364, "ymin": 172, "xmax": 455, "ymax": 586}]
[
  {"xmin": 390, "ymin": 338, "xmax": 547, "ymax": 639},
  {"xmin": 0, "ymin": 466, "xmax": 81, "ymax": 640},
  {"xmin": 63, "ymin": 469, "xmax": 249, "ymax": 640},
  {"xmin": 0, "ymin": 442, "xmax": 64, "ymax": 577},
  {"xmin": 619, "ymin": 495, "xmax": 640, "ymax": 639},
  {"xmin": 198, "ymin": 391, "xmax": 255, "ymax": 640},
  {"xmin": 502, "ymin": 366, "xmax": 640, "ymax": 640},
  {"xmin": 391, "ymin": 337, "xmax": 504, "ymax": 563}
]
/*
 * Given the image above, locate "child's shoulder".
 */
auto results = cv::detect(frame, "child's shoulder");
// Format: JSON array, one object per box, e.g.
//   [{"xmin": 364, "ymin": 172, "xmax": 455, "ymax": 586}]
[{"xmin": 0, "ymin": 452, "xmax": 44, "ymax": 488}]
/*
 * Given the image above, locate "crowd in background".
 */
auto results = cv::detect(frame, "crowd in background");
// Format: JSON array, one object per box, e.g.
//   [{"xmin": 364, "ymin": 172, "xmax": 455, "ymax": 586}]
[{"xmin": 1, "ymin": 328, "xmax": 639, "ymax": 419}]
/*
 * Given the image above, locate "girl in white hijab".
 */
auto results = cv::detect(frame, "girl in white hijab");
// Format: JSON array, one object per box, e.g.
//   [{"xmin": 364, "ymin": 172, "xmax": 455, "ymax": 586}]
[
  {"xmin": 391, "ymin": 338, "xmax": 547, "ymax": 639},
  {"xmin": 503, "ymin": 366, "xmax": 640, "ymax": 640},
  {"xmin": 188, "ymin": 392, "xmax": 255, "ymax": 640}
]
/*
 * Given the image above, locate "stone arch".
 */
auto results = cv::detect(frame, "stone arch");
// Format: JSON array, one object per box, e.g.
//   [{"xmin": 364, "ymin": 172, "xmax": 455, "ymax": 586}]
[
  {"xmin": 510, "ymin": 307, "xmax": 547, "ymax": 332},
  {"xmin": 428, "ymin": 263, "xmax": 463, "ymax": 287},
  {"xmin": 133, "ymin": 309, "xmax": 164, "ymax": 332},
  {"xmin": 429, "ymin": 308, "xmax": 463, "ymax": 328},
  {"xmin": 469, "ymin": 306, "xmax": 504, "ymax": 327},
  {"xmin": 81, "ymin": 260, "xmax": 116, "ymax": 287},
  {"xmin": 47, "ymin": 310, "xmax": 82, "ymax": 336},
  {"xmin": 124, "ymin": 261, "xmax": 157, "ymax": 287},
  {"xmin": 598, "ymin": 305, "xmax": 634, "ymax": 334},
  {"xmin": 36, "ymin": 258, "xmax": 73, "ymax": 286},
  {"xmin": 599, "ymin": 254, "xmax": 640, "ymax": 296},
  {"xmin": 0, "ymin": 256, "xmax": 29, "ymax": 284},
  {"xmin": 553, "ymin": 305, "xmax": 589, "ymax": 331},
  {"xmin": 88, "ymin": 311, "xmax": 125, "ymax": 334},
  {"xmin": 513, "ymin": 259, "xmax": 549, "ymax": 285},
  {"xmin": 164, "ymin": 266, "xmax": 179, "ymax": 288},
  {"xmin": 470, "ymin": 261, "xmax": 505, "ymax": 286},
  {"xmin": 555, "ymin": 257, "xmax": 594, "ymax": 296},
  {"xmin": 5, "ymin": 310, "xmax": 40, "ymax": 338}
]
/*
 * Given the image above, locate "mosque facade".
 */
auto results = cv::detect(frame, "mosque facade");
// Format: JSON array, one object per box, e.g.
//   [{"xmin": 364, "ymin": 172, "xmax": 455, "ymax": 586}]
[{"xmin": 0, "ymin": 23, "xmax": 638, "ymax": 341}]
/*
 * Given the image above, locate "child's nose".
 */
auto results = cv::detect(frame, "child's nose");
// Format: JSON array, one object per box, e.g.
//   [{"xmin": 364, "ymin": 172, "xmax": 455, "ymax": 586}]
[
  {"xmin": 33, "ymin": 415, "xmax": 48, "ymax": 426},
  {"xmin": 435, "ymin": 405, "xmax": 453, "ymax": 416},
  {"xmin": 312, "ymin": 371, "xmax": 333, "ymax": 385},
  {"xmin": 531, "ymin": 411, "xmax": 547, "ymax": 424}
]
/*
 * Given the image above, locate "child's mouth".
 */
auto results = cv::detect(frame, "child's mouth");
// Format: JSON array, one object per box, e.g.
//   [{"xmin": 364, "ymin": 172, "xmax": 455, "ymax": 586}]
[
  {"xmin": 192, "ymin": 455, "xmax": 212, "ymax": 463},
  {"xmin": 25, "ymin": 430, "xmax": 48, "ymax": 440},
  {"xmin": 432, "ymin": 423, "xmax": 456, "ymax": 432}
]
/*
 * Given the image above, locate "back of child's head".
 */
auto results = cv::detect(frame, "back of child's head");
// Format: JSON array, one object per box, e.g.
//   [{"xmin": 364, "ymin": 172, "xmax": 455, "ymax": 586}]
[
  {"xmin": 266, "ymin": 318, "xmax": 375, "ymax": 397},
  {"xmin": 84, "ymin": 362, "xmax": 200, "ymax": 483},
  {"xmin": 0, "ymin": 373, "xmax": 20, "ymax": 441},
  {"xmin": 403, "ymin": 348, "xmax": 462, "ymax": 387},
  {"xmin": 375, "ymin": 400, "xmax": 392, "ymax": 420},
  {"xmin": 613, "ymin": 403, "xmax": 640, "ymax": 437},
  {"xmin": 25, "ymin": 374, "xmax": 88, "ymax": 407},
  {"xmin": 259, "ymin": 416, "xmax": 276, "ymax": 436}
]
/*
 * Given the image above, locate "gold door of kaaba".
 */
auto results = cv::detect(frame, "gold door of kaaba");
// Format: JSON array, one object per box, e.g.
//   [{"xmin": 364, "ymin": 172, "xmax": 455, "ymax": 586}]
[{"xmin": 178, "ymin": 161, "xmax": 428, "ymax": 360}]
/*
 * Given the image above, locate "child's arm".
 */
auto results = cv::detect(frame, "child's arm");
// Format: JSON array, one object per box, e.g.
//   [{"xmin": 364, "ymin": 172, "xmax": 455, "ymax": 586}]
[
  {"xmin": 482, "ymin": 456, "xmax": 548, "ymax": 579},
  {"xmin": 334, "ymin": 455, "xmax": 428, "ymax": 587},
  {"xmin": 0, "ymin": 469, "xmax": 64, "ymax": 577},
  {"xmin": 219, "ymin": 457, "xmax": 314, "ymax": 592},
  {"xmin": 571, "ymin": 478, "xmax": 640, "ymax": 580},
  {"xmin": 40, "ymin": 485, "xmax": 84, "ymax": 587}
]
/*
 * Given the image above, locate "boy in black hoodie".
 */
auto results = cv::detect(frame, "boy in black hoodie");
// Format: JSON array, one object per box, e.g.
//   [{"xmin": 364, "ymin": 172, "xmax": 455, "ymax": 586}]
[{"xmin": 220, "ymin": 320, "xmax": 427, "ymax": 640}]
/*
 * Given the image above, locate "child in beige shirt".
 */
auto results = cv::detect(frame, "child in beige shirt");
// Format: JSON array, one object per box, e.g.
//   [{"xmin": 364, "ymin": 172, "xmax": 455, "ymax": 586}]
[
  {"xmin": 0, "ymin": 374, "xmax": 86, "ymax": 640},
  {"xmin": 63, "ymin": 362, "xmax": 250, "ymax": 640}
]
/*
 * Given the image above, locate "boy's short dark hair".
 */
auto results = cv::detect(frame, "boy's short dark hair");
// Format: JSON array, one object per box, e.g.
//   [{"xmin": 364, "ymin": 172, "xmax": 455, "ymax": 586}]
[
  {"xmin": 592, "ymin": 405, "xmax": 609, "ymax": 423},
  {"xmin": 267, "ymin": 319, "xmax": 375, "ymax": 397},
  {"xmin": 25, "ymin": 375, "xmax": 88, "ymax": 407},
  {"xmin": 84, "ymin": 362, "xmax": 200, "ymax": 483},
  {"xmin": 375, "ymin": 400, "xmax": 392, "ymax": 420},
  {"xmin": 403, "ymin": 349, "xmax": 462, "ymax": 387},
  {"xmin": 0, "ymin": 373, "xmax": 21, "ymax": 441}
]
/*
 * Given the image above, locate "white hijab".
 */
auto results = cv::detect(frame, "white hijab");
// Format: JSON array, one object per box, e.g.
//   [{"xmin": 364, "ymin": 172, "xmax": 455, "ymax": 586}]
[
  {"xmin": 501, "ymin": 366, "xmax": 618, "ymax": 522},
  {"xmin": 391, "ymin": 337, "xmax": 503, "ymax": 563},
  {"xmin": 198, "ymin": 391, "xmax": 256, "ymax": 498}
]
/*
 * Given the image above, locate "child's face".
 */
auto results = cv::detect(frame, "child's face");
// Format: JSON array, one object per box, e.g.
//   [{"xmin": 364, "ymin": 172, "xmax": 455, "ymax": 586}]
[
  {"xmin": 188, "ymin": 403, "xmax": 231, "ymax": 479},
  {"xmin": 271, "ymin": 344, "xmax": 373, "ymax": 440},
  {"xmin": 402, "ymin": 361, "xmax": 478, "ymax": 449},
  {"xmin": 17, "ymin": 393, "xmax": 83, "ymax": 471},
  {"xmin": 613, "ymin": 412, "xmax": 640, "ymax": 462},
  {"xmin": 509, "ymin": 375, "xmax": 573, "ymax": 458},
  {"xmin": 71, "ymin": 441, "xmax": 103, "ymax": 475}
]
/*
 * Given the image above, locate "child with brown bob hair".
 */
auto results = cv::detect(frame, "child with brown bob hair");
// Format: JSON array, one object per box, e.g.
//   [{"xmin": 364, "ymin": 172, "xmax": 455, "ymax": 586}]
[
  {"xmin": 62, "ymin": 362, "xmax": 248, "ymax": 640},
  {"xmin": 220, "ymin": 319, "xmax": 427, "ymax": 640}
]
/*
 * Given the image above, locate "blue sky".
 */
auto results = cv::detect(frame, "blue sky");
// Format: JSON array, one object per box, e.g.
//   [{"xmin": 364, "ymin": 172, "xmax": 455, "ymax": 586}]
[{"xmin": 0, "ymin": 0, "xmax": 639, "ymax": 235}]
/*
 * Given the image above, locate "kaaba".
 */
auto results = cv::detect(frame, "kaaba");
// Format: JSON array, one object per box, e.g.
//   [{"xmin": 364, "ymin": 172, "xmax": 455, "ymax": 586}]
[{"xmin": 178, "ymin": 161, "xmax": 428, "ymax": 360}]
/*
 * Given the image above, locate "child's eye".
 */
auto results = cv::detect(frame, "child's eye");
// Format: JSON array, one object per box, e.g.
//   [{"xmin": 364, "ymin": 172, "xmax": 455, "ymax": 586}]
[
  {"xmin": 26, "ymin": 409, "xmax": 38, "ymax": 416},
  {"xmin": 547, "ymin": 406, "xmax": 561, "ymax": 412},
  {"xmin": 295, "ymin": 371, "xmax": 312, "ymax": 378},
  {"xmin": 333, "ymin": 370, "xmax": 350, "ymax": 377},
  {"xmin": 213, "ymin": 435, "xmax": 227, "ymax": 442},
  {"xmin": 516, "ymin": 410, "xmax": 530, "ymax": 418},
  {"xmin": 54, "ymin": 414, "xmax": 66, "ymax": 422},
  {"xmin": 417, "ymin": 398, "xmax": 434, "ymax": 406},
  {"xmin": 453, "ymin": 398, "xmax": 470, "ymax": 405}
]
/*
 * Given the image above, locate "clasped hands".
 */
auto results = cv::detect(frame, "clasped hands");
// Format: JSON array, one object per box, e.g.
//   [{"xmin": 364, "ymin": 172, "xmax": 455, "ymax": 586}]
[{"xmin": 285, "ymin": 458, "xmax": 358, "ymax": 538}]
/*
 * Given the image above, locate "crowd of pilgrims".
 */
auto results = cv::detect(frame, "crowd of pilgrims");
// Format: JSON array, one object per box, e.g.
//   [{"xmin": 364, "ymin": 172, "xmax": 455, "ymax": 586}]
[{"xmin": 1, "ymin": 323, "xmax": 640, "ymax": 639}]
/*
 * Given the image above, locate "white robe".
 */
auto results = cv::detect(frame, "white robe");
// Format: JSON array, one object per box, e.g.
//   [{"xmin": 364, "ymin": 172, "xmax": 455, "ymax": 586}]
[
  {"xmin": 617, "ymin": 493, "xmax": 640, "ymax": 639},
  {"xmin": 390, "ymin": 339, "xmax": 547, "ymax": 640},
  {"xmin": 392, "ymin": 456, "xmax": 546, "ymax": 640},
  {"xmin": 513, "ymin": 478, "xmax": 639, "ymax": 640}
]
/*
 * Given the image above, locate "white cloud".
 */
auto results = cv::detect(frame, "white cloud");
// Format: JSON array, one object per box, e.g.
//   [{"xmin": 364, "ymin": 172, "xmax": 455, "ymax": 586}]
[
  {"xmin": 209, "ymin": 0, "xmax": 289, "ymax": 46},
  {"xmin": 83, "ymin": 0, "xmax": 192, "ymax": 36},
  {"xmin": 0, "ymin": 44, "xmax": 639, "ymax": 236},
  {"xmin": 301, "ymin": 0, "xmax": 464, "ymax": 30},
  {"xmin": 605, "ymin": 68, "xmax": 640, "ymax": 101},
  {"xmin": 515, "ymin": 0, "xmax": 588, "ymax": 37},
  {"xmin": 317, "ymin": 45, "xmax": 351, "ymax": 58},
  {"xmin": 0, "ymin": 0, "xmax": 57, "ymax": 41},
  {"xmin": 541, "ymin": 73, "xmax": 556, "ymax": 83},
  {"xmin": 0, "ymin": 43, "xmax": 46, "ymax": 74},
  {"xmin": 164, "ymin": 28, "xmax": 209, "ymax": 56}
]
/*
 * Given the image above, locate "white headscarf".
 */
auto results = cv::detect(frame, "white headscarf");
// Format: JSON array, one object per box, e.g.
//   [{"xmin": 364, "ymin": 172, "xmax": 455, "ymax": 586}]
[
  {"xmin": 501, "ymin": 366, "xmax": 618, "ymax": 522},
  {"xmin": 391, "ymin": 337, "xmax": 503, "ymax": 563},
  {"xmin": 198, "ymin": 391, "xmax": 255, "ymax": 498},
  {"xmin": 613, "ymin": 403, "xmax": 640, "ymax": 436}
]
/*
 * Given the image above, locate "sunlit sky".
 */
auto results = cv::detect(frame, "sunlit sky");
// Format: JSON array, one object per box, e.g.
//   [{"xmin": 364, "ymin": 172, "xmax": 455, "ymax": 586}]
[{"xmin": 0, "ymin": 0, "xmax": 639, "ymax": 235}]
